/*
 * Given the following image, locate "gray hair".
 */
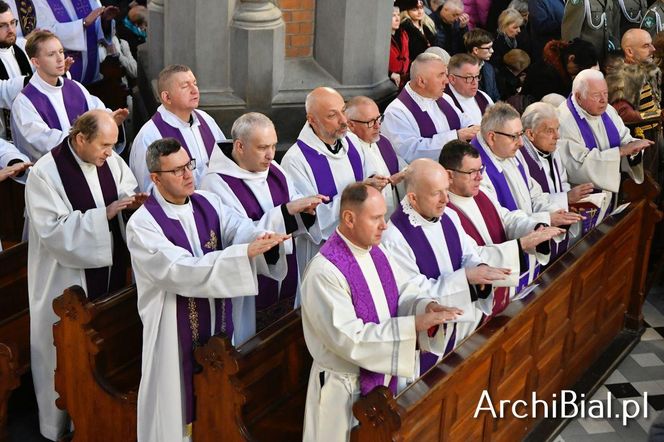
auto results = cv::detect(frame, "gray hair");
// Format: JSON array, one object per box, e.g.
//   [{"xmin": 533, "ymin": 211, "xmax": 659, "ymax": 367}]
[
  {"xmin": 146, "ymin": 138, "xmax": 182, "ymax": 173},
  {"xmin": 410, "ymin": 52, "xmax": 445, "ymax": 81},
  {"xmin": 521, "ymin": 102, "xmax": 558, "ymax": 131},
  {"xmin": 344, "ymin": 96, "xmax": 376, "ymax": 120},
  {"xmin": 572, "ymin": 68, "xmax": 605, "ymax": 98},
  {"xmin": 541, "ymin": 93, "xmax": 566, "ymax": 107},
  {"xmin": 231, "ymin": 112, "xmax": 275, "ymax": 143},
  {"xmin": 507, "ymin": 0, "xmax": 528, "ymax": 14},
  {"xmin": 443, "ymin": 0, "xmax": 464, "ymax": 12},
  {"xmin": 424, "ymin": 46, "xmax": 451, "ymax": 65},
  {"xmin": 480, "ymin": 102, "xmax": 521, "ymax": 138}
]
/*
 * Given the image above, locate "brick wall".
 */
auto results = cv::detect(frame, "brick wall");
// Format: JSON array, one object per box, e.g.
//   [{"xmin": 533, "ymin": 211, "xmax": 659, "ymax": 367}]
[{"xmin": 278, "ymin": 0, "xmax": 315, "ymax": 58}]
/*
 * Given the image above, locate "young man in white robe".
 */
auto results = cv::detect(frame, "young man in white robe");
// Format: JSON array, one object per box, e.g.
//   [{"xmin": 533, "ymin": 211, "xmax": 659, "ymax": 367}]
[
  {"xmin": 346, "ymin": 95, "xmax": 408, "ymax": 218},
  {"xmin": 381, "ymin": 52, "xmax": 479, "ymax": 163},
  {"xmin": 126, "ymin": 138, "xmax": 291, "ymax": 442},
  {"xmin": 445, "ymin": 53, "xmax": 494, "ymax": 126},
  {"xmin": 300, "ymin": 182, "xmax": 462, "ymax": 442},
  {"xmin": 556, "ymin": 68, "xmax": 653, "ymax": 232},
  {"xmin": 25, "ymin": 110, "xmax": 145, "ymax": 440},
  {"xmin": 440, "ymin": 141, "xmax": 565, "ymax": 300},
  {"xmin": 11, "ymin": 30, "xmax": 128, "ymax": 162},
  {"xmin": 201, "ymin": 112, "xmax": 327, "ymax": 344},
  {"xmin": 281, "ymin": 86, "xmax": 389, "ymax": 275},
  {"xmin": 130, "ymin": 64, "xmax": 226, "ymax": 192}
]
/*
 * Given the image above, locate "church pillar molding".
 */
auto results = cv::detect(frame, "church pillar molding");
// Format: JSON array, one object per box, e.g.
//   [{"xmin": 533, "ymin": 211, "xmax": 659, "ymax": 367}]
[{"xmin": 146, "ymin": 0, "xmax": 164, "ymax": 81}]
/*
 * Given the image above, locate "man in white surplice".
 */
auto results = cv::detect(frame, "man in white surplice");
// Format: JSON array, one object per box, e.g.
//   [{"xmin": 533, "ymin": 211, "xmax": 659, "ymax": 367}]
[
  {"xmin": 126, "ymin": 138, "xmax": 291, "ymax": 442},
  {"xmin": 381, "ymin": 52, "xmax": 479, "ymax": 163},
  {"xmin": 201, "ymin": 112, "xmax": 327, "ymax": 344},
  {"xmin": 11, "ymin": 30, "xmax": 128, "ymax": 162},
  {"xmin": 557, "ymin": 68, "xmax": 652, "ymax": 227},
  {"xmin": 445, "ymin": 53, "xmax": 494, "ymax": 126},
  {"xmin": 25, "ymin": 110, "xmax": 144, "ymax": 440},
  {"xmin": 345, "ymin": 95, "xmax": 407, "ymax": 217},
  {"xmin": 281, "ymin": 86, "xmax": 389, "ymax": 276},
  {"xmin": 301, "ymin": 182, "xmax": 462, "ymax": 442},
  {"xmin": 130, "ymin": 64, "xmax": 226, "ymax": 191}
]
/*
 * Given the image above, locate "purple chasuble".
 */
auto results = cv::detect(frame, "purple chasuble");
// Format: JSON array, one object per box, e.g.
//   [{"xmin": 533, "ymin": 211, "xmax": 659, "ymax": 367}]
[
  {"xmin": 218, "ymin": 164, "xmax": 298, "ymax": 311},
  {"xmin": 376, "ymin": 135, "xmax": 400, "ymax": 175},
  {"xmin": 46, "ymin": 0, "xmax": 99, "ymax": 84},
  {"xmin": 565, "ymin": 97, "xmax": 621, "ymax": 150},
  {"xmin": 151, "ymin": 110, "xmax": 217, "ymax": 159},
  {"xmin": 390, "ymin": 204, "xmax": 461, "ymax": 373},
  {"xmin": 22, "ymin": 79, "xmax": 88, "ymax": 131},
  {"xmin": 396, "ymin": 88, "xmax": 461, "ymax": 138},
  {"xmin": 445, "ymin": 86, "xmax": 490, "ymax": 115},
  {"xmin": 319, "ymin": 231, "xmax": 399, "ymax": 396},
  {"xmin": 295, "ymin": 136, "xmax": 363, "ymax": 199},
  {"xmin": 51, "ymin": 138, "xmax": 126, "ymax": 300},
  {"xmin": 143, "ymin": 192, "xmax": 231, "ymax": 427}
]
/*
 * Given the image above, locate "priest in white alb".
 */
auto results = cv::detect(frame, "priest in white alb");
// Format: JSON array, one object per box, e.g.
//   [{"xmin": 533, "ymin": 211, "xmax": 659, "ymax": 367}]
[
  {"xmin": 381, "ymin": 52, "xmax": 479, "ymax": 163},
  {"xmin": 301, "ymin": 182, "xmax": 462, "ymax": 442},
  {"xmin": 557, "ymin": 68, "xmax": 652, "ymax": 232},
  {"xmin": 201, "ymin": 112, "xmax": 327, "ymax": 344},
  {"xmin": 25, "ymin": 110, "xmax": 145, "ymax": 440},
  {"xmin": 281, "ymin": 86, "xmax": 389, "ymax": 275},
  {"xmin": 445, "ymin": 53, "xmax": 493, "ymax": 126},
  {"xmin": 130, "ymin": 64, "xmax": 225, "ymax": 191},
  {"xmin": 126, "ymin": 138, "xmax": 291, "ymax": 442}
]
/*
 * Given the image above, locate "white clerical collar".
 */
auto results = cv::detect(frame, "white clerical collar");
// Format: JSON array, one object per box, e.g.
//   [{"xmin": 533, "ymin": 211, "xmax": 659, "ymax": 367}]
[
  {"xmin": 0, "ymin": 46, "xmax": 14, "ymax": 55},
  {"xmin": 206, "ymin": 145, "xmax": 270, "ymax": 181},
  {"xmin": 297, "ymin": 121, "xmax": 350, "ymax": 159},
  {"xmin": 153, "ymin": 186, "xmax": 194, "ymax": 217},
  {"xmin": 448, "ymin": 191, "xmax": 473, "ymax": 205},
  {"xmin": 336, "ymin": 228, "xmax": 372, "ymax": 255},
  {"xmin": 476, "ymin": 133, "xmax": 506, "ymax": 172},
  {"xmin": 158, "ymin": 104, "xmax": 199, "ymax": 128},
  {"xmin": 405, "ymin": 82, "xmax": 437, "ymax": 106},
  {"xmin": 399, "ymin": 197, "xmax": 439, "ymax": 228},
  {"xmin": 449, "ymin": 84, "xmax": 474, "ymax": 101},
  {"xmin": 33, "ymin": 71, "xmax": 63, "ymax": 92},
  {"xmin": 67, "ymin": 139, "xmax": 96, "ymax": 171},
  {"xmin": 521, "ymin": 137, "xmax": 549, "ymax": 166},
  {"xmin": 354, "ymin": 136, "xmax": 374, "ymax": 151}
]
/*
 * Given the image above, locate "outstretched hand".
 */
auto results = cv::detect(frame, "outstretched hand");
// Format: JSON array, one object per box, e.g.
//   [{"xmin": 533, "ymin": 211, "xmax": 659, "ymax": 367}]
[{"xmin": 247, "ymin": 232, "xmax": 291, "ymax": 258}]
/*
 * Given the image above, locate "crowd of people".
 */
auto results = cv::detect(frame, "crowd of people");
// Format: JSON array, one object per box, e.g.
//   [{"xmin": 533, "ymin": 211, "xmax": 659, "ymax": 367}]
[{"xmin": 0, "ymin": 0, "xmax": 663, "ymax": 441}]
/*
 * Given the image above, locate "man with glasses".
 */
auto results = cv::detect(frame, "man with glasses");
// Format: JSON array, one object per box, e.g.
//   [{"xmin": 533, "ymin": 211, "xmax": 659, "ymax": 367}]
[
  {"xmin": 346, "ymin": 95, "xmax": 408, "ymax": 217},
  {"xmin": 558, "ymin": 68, "xmax": 653, "ymax": 231},
  {"xmin": 464, "ymin": 29, "xmax": 500, "ymax": 102},
  {"xmin": 131, "ymin": 64, "xmax": 226, "ymax": 192},
  {"xmin": 446, "ymin": 53, "xmax": 493, "ymax": 125},
  {"xmin": 25, "ymin": 110, "xmax": 145, "ymax": 440},
  {"xmin": 382, "ymin": 52, "xmax": 478, "ymax": 163},
  {"xmin": 127, "ymin": 137, "xmax": 291, "ymax": 442}
]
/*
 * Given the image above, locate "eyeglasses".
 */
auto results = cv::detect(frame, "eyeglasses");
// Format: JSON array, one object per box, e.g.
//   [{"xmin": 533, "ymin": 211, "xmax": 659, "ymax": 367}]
[
  {"xmin": 350, "ymin": 114, "xmax": 384, "ymax": 129},
  {"xmin": 450, "ymin": 73, "xmax": 482, "ymax": 84},
  {"xmin": 478, "ymin": 45, "xmax": 493, "ymax": 51},
  {"xmin": 450, "ymin": 165, "xmax": 485, "ymax": 178},
  {"xmin": 154, "ymin": 159, "xmax": 196, "ymax": 177},
  {"xmin": 0, "ymin": 19, "xmax": 18, "ymax": 31},
  {"xmin": 493, "ymin": 130, "xmax": 525, "ymax": 142}
]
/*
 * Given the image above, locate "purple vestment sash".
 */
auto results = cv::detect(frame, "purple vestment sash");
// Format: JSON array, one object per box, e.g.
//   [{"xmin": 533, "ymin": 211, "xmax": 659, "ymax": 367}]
[
  {"xmin": 143, "ymin": 191, "xmax": 231, "ymax": 427},
  {"xmin": 218, "ymin": 164, "xmax": 298, "ymax": 312},
  {"xmin": 22, "ymin": 79, "xmax": 88, "ymax": 131},
  {"xmin": 376, "ymin": 135, "xmax": 400, "ymax": 175},
  {"xmin": 51, "ymin": 138, "xmax": 125, "ymax": 300},
  {"xmin": 295, "ymin": 136, "xmax": 363, "ymax": 199},
  {"xmin": 396, "ymin": 87, "xmax": 461, "ymax": 138},
  {"xmin": 445, "ymin": 86, "xmax": 490, "ymax": 115},
  {"xmin": 151, "ymin": 110, "xmax": 217, "ymax": 159},
  {"xmin": 319, "ymin": 231, "xmax": 399, "ymax": 396},
  {"xmin": 390, "ymin": 204, "xmax": 461, "ymax": 372},
  {"xmin": 566, "ymin": 97, "xmax": 621, "ymax": 150},
  {"xmin": 46, "ymin": 0, "xmax": 99, "ymax": 84}
]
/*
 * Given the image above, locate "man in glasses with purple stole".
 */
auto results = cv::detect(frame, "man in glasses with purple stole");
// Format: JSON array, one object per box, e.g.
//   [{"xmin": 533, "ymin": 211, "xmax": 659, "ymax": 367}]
[
  {"xmin": 300, "ymin": 182, "xmax": 462, "ymax": 442},
  {"xmin": 557, "ymin": 68, "xmax": 654, "ymax": 233},
  {"xmin": 25, "ymin": 110, "xmax": 145, "ymax": 440},
  {"xmin": 126, "ymin": 138, "xmax": 291, "ymax": 442},
  {"xmin": 201, "ymin": 112, "xmax": 328, "ymax": 345}
]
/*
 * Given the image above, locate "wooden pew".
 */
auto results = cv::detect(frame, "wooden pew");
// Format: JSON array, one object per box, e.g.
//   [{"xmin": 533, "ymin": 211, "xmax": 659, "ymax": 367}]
[
  {"xmin": 350, "ymin": 182, "xmax": 661, "ymax": 441},
  {"xmin": 53, "ymin": 285, "xmax": 141, "ymax": 442},
  {"xmin": 0, "ymin": 179, "xmax": 25, "ymax": 247},
  {"xmin": 193, "ymin": 308, "xmax": 312, "ymax": 442},
  {"xmin": 0, "ymin": 242, "xmax": 29, "ymax": 441}
]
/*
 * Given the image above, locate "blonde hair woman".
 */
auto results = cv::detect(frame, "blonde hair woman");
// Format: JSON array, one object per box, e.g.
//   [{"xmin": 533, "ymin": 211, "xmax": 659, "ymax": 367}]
[
  {"xmin": 397, "ymin": 0, "xmax": 436, "ymax": 63},
  {"xmin": 490, "ymin": 8, "xmax": 525, "ymax": 69}
]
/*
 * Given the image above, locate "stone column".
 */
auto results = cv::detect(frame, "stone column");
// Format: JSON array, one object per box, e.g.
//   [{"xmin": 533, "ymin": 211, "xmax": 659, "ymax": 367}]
[
  {"xmin": 146, "ymin": 0, "xmax": 164, "ymax": 81},
  {"xmin": 230, "ymin": 0, "xmax": 285, "ymax": 109}
]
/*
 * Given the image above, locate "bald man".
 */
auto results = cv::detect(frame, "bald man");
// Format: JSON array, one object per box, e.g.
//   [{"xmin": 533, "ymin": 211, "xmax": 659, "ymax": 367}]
[
  {"xmin": 641, "ymin": 0, "xmax": 664, "ymax": 37},
  {"xmin": 382, "ymin": 158, "xmax": 516, "ymax": 373},
  {"xmin": 300, "ymin": 182, "xmax": 460, "ymax": 442},
  {"xmin": 25, "ymin": 109, "xmax": 145, "ymax": 440},
  {"xmin": 281, "ymin": 87, "xmax": 387, "ymax": 274}
]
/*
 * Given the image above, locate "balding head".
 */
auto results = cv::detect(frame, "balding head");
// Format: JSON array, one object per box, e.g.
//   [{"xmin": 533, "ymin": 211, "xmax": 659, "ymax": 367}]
[
  {"xmin": 305, "ymin": 87, "xmax": 348, "ymax": 145},
  {"xmin": 69, "ymin": 110, "xmax": 119, "ymax": 167},
  {"xmin": 622, "ymin": 28, "xmax": 655, "ymax": 64},
  {"xmin": 404, "ymin": 159, "xmax": 450, "ymax": 219}
]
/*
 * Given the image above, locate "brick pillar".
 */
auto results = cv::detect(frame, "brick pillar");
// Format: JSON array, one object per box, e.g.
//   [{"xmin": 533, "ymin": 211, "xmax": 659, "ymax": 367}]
[{"xmin": 278, "ymin": 0, "xmax": 315, "ymax": 58}]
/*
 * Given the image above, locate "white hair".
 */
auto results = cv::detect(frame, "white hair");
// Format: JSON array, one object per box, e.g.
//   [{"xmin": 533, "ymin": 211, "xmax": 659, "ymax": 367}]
[
  {"xmin": 410, "ymin": 52, "xmax": 445, "ymax": 80},
  {"xmin": 541, "ymin": 93, "xmax": 566, "ymax": 107},
  {"xmin": 572, "ymin": 69, "xmax": 605, "ymax": 98},
  {"xmin": 443, "ymin": 0, "xmax": 464, "ymax": 11},
  {"xmin": 521, "ymin": 102, "xmax": 558, "ymax": 131},
  {"xmin": 231, "ymin": 112, "xmax": 274, "ymax": 142},
  {"xmin": 424, "ymin": 46, "xmax": 451, "ymax": 65}
]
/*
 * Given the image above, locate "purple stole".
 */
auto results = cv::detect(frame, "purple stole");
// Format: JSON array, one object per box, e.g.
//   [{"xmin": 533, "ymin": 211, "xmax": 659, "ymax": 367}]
[
  {"xmin": 22, "ymin": 79, "xmax": 89, "ymax": 131},
  {"xmin": 566, "ymin": 96, "xmax": 621, "ymax": 150},
  {"xmin": 376, "ymin": 135, "xmax": 400, "ymax": 175},
  {"xmin": 445, "ymin": 86, "xmax": 490, "ymax": 115},
  {"xmin": 51, "ymin": 139, "xmax": 125, "ymax": 299},
  {"xmin": 390, "ymin": 204, "xmax": 461, "ymax": 374},
  {"xmin": 143, "ymin": 192, "xmax": 231, "ymax": 427},
  {"xmin": 218, "ymin": 164, "xmax": 298, "ymax": 312},
  {"xmin": 446, "ymin": 192, "xmax": 510, "ymax": 318},
  {"xmin": 295, "ymin": 136, "xmax": 363, "ymax": 199},
  {"xmin": 151, "ymin": 110, "xmax": 217, "ymax": 160},
  {"xmin": 319, "ymin": 232, "xmax": 399, "ymax": 396},
  {"xmin": 396, "ymin": 87, "xmax": 461, "ymax": 138},
  {"xmin": 46, "ymin": 0, "xmax": 99, "ymax": 84}
]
